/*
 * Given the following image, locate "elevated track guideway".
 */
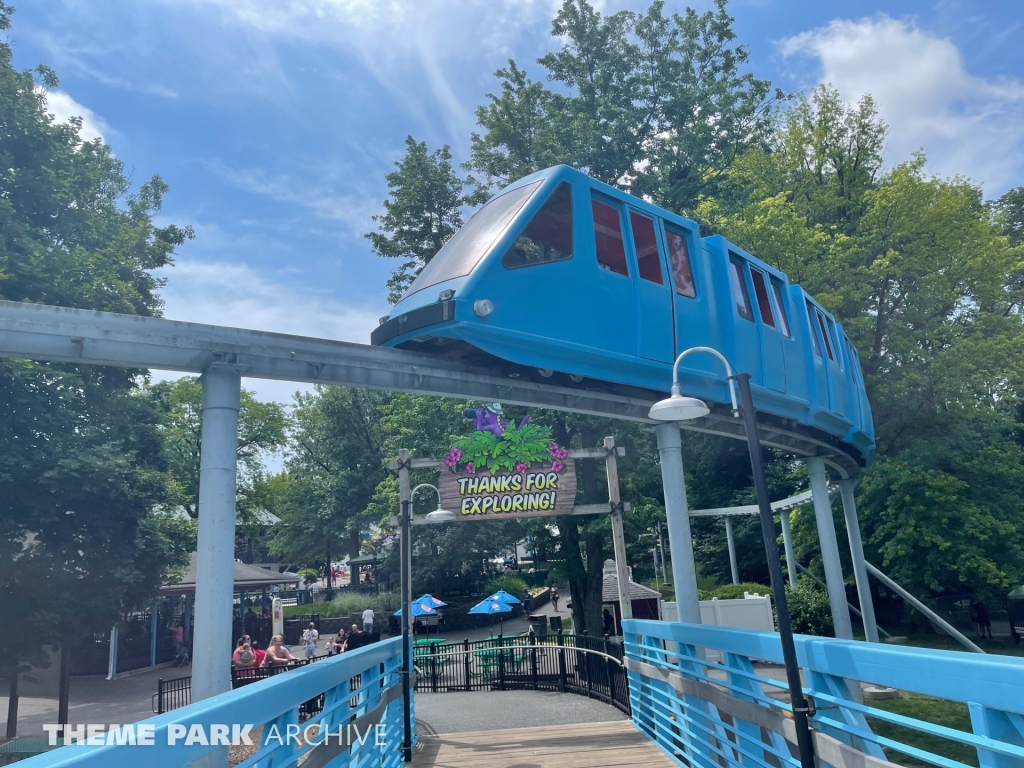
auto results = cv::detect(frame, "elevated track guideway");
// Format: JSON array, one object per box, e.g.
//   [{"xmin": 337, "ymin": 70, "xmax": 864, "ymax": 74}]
[{"xmin": 0, "ymin": 300, "xmax": 862, "ymax": 477}]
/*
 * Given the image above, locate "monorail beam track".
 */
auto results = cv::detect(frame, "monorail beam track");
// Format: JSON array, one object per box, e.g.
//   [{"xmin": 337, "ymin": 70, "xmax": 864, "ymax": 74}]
[{"xmin": 0, "ymin": 300, "xmax": 860, "ymax": 477}]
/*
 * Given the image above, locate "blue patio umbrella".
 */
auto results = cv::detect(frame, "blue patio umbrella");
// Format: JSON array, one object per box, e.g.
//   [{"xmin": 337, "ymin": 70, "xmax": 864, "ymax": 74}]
[
  {"xmin": 483, "ymin": 590, "xmax": 521, "ymax": 605},
  {"xmin": 394, "ymin": 600, "xmax": 438, "ymax": 617},
  {"xmin": 415, "ymin": 593, "xmax": 448, "ymax": 608},
  {"xmin": 469, "ymin": 599, "xmax": 513, "ymax": 635}
]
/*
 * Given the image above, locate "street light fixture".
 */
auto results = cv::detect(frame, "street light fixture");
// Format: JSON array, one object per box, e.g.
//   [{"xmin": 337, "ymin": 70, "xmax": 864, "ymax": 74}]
[
  {"xmin": 414, "ymin": 483, "xmax": 456, "ymax": 523},
  {"xmin": 400, "ymin": 483, "xmax": 453, "ymax": 762},
  {"xmin": 649, "ymin": 347, "xmax": 817, "ymax": 768}
]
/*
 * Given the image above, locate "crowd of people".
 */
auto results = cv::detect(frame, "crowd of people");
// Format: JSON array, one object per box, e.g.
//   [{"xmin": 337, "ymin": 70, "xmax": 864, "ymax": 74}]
[{"xmin": 230, "ymin": 621, "xmax": 374, "ymax": 670}]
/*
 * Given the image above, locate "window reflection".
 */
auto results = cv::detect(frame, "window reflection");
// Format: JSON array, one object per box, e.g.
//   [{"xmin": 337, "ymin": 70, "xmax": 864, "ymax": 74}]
[{"xmin": 502, "ymin": 183, "xmax": 573, "ymax": 269}]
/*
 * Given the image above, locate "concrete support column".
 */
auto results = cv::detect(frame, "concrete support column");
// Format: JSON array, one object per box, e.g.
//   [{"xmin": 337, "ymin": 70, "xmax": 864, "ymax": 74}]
[
  {"xmin": 806, "ymin": 457, "xmax": 853, "ymax": 640},
  {"xmin": 780, "ymin": 509, "xmax": 798, "ymax": 585},
  {"xmin": 192, "ymin": 365, "xmax": 242, "ymax": 702},
  {"xmin": 655, "ymin": 424, "xmax": 701, "ymax": 625},
  {"xmin": 840, "ymin": 480, "xmax": 880, "ymax": 643},
  {"xmin": 724, "ymin": 516, "xmax": 739, "ymax": 585},
  {"xmin": 605, "ymin": 437, "xmax": 633, "ymax": 625}
]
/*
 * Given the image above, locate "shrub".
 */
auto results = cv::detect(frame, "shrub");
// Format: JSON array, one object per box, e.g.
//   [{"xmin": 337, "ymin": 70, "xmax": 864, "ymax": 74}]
[
  {"xmin": 484, "ymin": 575, "xmax": 528, "ymax": 599},
  {"xmin": 709, "ymin": 582, "xmax": 772, "ymax": 600},
  {"xmin": 316, "ymin": 591, "xmax": 401, "ymax": 619},
  {"xmin": 784, "ymin": 578, "xmax": 834, "ymax": 636},
  {"xmin": 298, "ymin": 568, "xmax": 319, "ymax": 581}
]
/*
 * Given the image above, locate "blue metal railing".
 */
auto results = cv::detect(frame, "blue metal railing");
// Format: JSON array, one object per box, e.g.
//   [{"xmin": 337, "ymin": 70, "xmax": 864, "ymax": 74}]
[
  {"xmin": 623, "ymin": 619, "xmax": 1024, "ymax": 768},
  {"xmin": 22, "ymin": 637, "xmax": 410, "ymax": 768}
]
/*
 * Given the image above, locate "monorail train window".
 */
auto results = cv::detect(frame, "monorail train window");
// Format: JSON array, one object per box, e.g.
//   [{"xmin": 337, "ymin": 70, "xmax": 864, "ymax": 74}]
[
  {"xmin": 771, "ymin": 278, "xmax": 791, "ymax": 337},
  {"xmin": 403, "ymin": 181, "xmax": 541, "ymax": 297},
  {"xmin": 815, "ymin": 310, "xmax": 835, "ymax": 361},
  {"xmin": 502, "ymin": 183, "xmax": 573, "ymax": 269},
  {"xmin": 729, "ymin": 257, "xmax": 754, "ymax": 321},
  {"xmin": 592, "ymin": 198, "xmax": 629, "ymax": 277},
  {"xmin": 806, "ymin": 300, "xmax": 823, "ymax": 356},
  {"xmin": 629, "ymin": 212, "xmax": 663, "ymax": 284},
  {"xmin": 749, "ymin": 268, "xmax": 776, "ymax": 329},
  {"xmin": 665, "ymin": 228, "xmax": 696, "ymax": 298}
]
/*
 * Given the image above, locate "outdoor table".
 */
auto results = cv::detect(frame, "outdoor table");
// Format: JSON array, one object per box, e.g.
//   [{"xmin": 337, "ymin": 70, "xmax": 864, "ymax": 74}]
[{"xmin": 473, "ymin": 646, "xmax": 524, "ymax": 679}]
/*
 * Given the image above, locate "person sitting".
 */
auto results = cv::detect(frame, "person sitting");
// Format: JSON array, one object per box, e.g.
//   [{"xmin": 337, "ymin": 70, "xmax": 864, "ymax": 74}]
[
  {"xmin": 262, "ymin": 634, "xmax": 296, "ymax": 666},
  {"xmin": 232, "ymin": 642, "xmax": 257, "ymax": 669},
  {"xmin": 251, "ymin": 641, "xmax": 266, "ymax": 667},
  {"xmin": 350, "ymin": 623, "xmax": 363, "ymax": 636},
  {"xmin": 231, "ymin": 635, "xmax": 252, "ymax": 667}
]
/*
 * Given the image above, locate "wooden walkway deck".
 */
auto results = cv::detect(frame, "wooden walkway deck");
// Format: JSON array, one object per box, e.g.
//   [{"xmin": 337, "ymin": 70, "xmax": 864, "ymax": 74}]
[{"xmin": 412, "ymin": 721, "xmax": 676, "ymax": 767}]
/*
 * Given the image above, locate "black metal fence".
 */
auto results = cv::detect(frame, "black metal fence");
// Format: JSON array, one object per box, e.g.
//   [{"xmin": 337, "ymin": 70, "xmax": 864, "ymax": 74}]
[
  {"xmin": 152, "ymin": 675, "xmax": 192, "ymax": 715},
  {"xmin": 151, "ymin": 632, "xmax": 630, "ymax": 719},
  {"xmin": 412, "ymin": 632, "xmax": 630, "ymax": 715}
]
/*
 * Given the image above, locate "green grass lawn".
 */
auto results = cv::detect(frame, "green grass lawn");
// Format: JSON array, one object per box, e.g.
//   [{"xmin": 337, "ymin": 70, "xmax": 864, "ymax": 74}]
[{"xmin": 867, "ymin": 694, "xmax": 977, "ymax": 767}]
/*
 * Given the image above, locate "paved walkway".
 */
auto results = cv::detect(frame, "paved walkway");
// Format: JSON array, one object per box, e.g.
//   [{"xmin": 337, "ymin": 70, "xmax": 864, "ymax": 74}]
[
  {"xmin": 412, "ymin": 721, "xmax": 674, "ymax": 768},
  {"xmin": 415, "ymin": 690, "xmax": 625, "ymax": 736}
]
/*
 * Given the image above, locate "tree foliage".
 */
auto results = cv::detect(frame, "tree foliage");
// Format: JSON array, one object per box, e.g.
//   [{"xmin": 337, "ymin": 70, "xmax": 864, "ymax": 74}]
[
  {"xmin": 0, "ymin": 2, "xmax": 193, "ymax": 675},
  {"xmin": 710, "ymin": 86, "xmax": 1024, "ymax": 599},
  {"xmin": 365, "ymin": 136, "xmax": 469, "ymax": 303},
  {"xmin": 144, "ymin": 377, "xmax": 288, "ymax": 521},
  {"xmin": 469, "ymin": 0, "xmax": 780, "ymax": 213}
]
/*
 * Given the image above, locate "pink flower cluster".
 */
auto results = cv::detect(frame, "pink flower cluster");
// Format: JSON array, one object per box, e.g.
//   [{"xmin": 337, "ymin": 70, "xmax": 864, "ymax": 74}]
[
  {"xmin": 515, "ymin": 462, "xmax": 528, "ymax": 472},
  {"xmin": 465, "ymin": 462, "xmax": 476, "ymax": 474},
  {"xmin": 444, "ymin": 447, "xmax": 462, "ymax": 468},
  {"xmin": 551, "ymin": 460, "xmax": 565, "ymax": 473},
  {"xmin": 548, "ymin": 443, "xmax": 568, "ymax": 460}
]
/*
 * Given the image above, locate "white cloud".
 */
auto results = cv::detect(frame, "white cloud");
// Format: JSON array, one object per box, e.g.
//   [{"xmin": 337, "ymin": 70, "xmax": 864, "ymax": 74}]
[
  {"xmin": 169, "ymin": 0, "xmax": 564, "ymax": 143},
  {"xmin": 781, "ymin": 16, "xmax": 1024, "ymax": 193},
  {"xmin": 152, "ymin": 257, "xmax": 387, "ymax": 404},
  {"xmin": 40, "ymin": 90, "xmax": 111, "ymax": 142},
  {"xmin": 206, "ymin": 160, "xmax": 381, "ymax": 234}
]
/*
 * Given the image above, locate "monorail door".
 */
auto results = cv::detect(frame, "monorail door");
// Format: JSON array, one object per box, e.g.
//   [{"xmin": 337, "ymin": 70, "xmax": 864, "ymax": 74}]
[{"xmin": 625, "ymin": 208, "xmax": 673, "ymax": 363}]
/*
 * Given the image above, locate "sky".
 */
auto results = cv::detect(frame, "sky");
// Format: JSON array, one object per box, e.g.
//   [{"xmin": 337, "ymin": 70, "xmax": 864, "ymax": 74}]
[{"xmin": 16, "ymin": 0, "xmax": 1024, "ymax": 407}]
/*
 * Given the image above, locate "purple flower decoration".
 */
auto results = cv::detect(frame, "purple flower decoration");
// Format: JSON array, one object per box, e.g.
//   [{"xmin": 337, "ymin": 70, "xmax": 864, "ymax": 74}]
[
  {"xmin": 515, "ymin": 462, "xmax": 528, "ymax": 473},
  {"xmin": 556, "ymin": 447, "xmax": 568, "ymax": 460},
  {"xmin": 548, "ymin": 443, "xmax": 561, "ymax": 457},
  {"xmin": 465, "ymin": 462, "xmax": 476, "ymax": 474},
  {"xmin": 551, "ymin": 460, "xmax": 564, "ymax": 473},
  {"xmin": 450, "ymin": 447, "xmax": 462, "ymax": 460}
]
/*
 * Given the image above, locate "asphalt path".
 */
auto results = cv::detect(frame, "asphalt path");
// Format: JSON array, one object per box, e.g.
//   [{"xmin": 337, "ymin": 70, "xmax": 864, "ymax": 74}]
[{"xmin": 414, "ymin": 690, "xmax": 625, "ymax": 736}]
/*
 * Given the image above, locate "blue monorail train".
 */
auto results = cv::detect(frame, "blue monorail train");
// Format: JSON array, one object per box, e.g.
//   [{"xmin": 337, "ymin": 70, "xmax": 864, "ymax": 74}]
[{"xmin": 371, "ymin": 165, "xmax": 875, "ymax": 464}]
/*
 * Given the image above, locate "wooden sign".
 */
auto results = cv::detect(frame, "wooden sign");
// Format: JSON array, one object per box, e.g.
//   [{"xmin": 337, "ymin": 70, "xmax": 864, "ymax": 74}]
[
  {"xmin": 434, "ymin": 406, "xmax": 578, "ymax": 521},
  {"xmin": 438, "ymin": 463, "xmax": 577, "ymax": 521}
]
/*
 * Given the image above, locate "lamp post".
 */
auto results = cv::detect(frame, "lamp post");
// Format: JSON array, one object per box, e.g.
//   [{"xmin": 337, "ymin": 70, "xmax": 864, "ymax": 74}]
[
  {"xmin": 649, "ymin": 347, "xmax": 816, "ymax": 768},
  {"xmin": 400, "ymin": 483, "xmax": 454, "ymax": 762}
]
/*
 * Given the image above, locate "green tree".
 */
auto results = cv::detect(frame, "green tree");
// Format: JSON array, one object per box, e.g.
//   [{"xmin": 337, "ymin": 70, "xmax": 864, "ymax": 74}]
[
  {"xmin": 365, "ymin": 136, "xmax": 469, "ymax": 303},
  {"xmin": 0, "ymin": 1, "xmax": 193, "ymax": 684},
  {"xmin": 995, "ymin": 186, "xmax": 1024, "ymax": 247},
  {"xmin": 711, "ymin": 90, "xmax": 1024, "ymax": 600},
  {"xmin": 469, "ymin": 0, "xmax": 779, "ymax": 213},
  {"xmin": 274, "ymin": 388, "xmax": 392, "ymax": 569},
  {"xmin": 145, "ymin": 377, "xmax": 288, "ymax": 521}
]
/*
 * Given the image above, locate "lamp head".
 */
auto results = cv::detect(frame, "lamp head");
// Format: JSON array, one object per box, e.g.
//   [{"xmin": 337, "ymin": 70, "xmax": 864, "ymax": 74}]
[
  {"xmin": 424, "ymin": 507, "xmax": 456, "ymax": 524},
  {"xmin": 648, "ymin": 383, "xmax": 710, "ymax": 422}
]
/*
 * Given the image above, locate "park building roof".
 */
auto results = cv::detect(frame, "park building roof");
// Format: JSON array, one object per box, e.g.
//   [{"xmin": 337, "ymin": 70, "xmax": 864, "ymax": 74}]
[
  {"xmin": 602, "ymin": 574, "xmax": 661, "ymax": 603},
  {"xmin": 161, "ymin": 553, "xmax": 300, "ymax": 594}
]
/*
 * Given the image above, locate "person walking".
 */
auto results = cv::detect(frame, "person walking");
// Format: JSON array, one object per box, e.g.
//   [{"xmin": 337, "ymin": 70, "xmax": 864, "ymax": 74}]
[
  {"xmin": 551, "ymin": 587, "xmax": 559, "ymax": 612},
  {"xmin": 301, "ymin": 622, "xmax": 319, "ymax": 659},
  {"xmin": 310, "ymin": 580, "xmax": 320, "ymax": 604},
  {"xmin": 522, "ymin": 592, "xmax": 532, "ymax": 616},
  {"xmin": 362, "ymin": 606, "xmax": 374, "ymax": 634}
]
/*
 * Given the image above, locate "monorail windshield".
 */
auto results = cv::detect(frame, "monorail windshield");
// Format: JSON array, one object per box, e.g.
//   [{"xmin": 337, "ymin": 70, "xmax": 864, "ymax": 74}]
[{"xmin": 402, "ymin": 180, "xmax": 541, "ymax": 298}]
